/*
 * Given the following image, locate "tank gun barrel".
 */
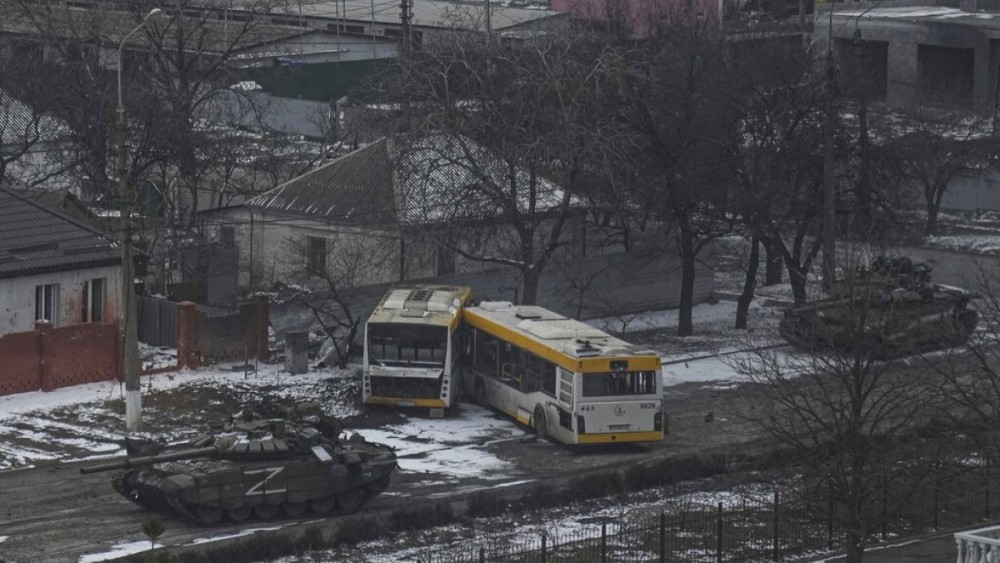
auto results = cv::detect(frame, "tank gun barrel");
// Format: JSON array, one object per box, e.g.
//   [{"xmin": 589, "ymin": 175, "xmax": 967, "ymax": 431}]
[{"xmin": 80, "ymin": 445, "xmax": 221, "ymax": 474}]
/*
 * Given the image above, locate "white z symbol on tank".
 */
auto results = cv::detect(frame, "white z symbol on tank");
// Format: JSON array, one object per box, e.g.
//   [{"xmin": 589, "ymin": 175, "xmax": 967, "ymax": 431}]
[{"xmin": 244, "ymin": 467, "xmax": 287, "ymax": 496}]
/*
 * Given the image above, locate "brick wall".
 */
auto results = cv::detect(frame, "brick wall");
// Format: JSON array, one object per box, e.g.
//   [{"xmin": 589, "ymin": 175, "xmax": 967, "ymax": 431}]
[
  {"xmin": 42, "ymin": 322, "xmax": 120, "ymax": 390},
  {"xmin": 0, "ymin": 320, "xmax": 121, "ymax": 396},
  {"xmin": 0, "ymin": 330, "xmax": 42, "ymax": 395}
]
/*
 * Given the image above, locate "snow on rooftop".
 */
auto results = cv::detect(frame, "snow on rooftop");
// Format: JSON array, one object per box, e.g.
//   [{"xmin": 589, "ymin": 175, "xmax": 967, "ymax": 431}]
[{"xmin": 835, "ymin": 6, "xmax": 996, "ymax": 19}]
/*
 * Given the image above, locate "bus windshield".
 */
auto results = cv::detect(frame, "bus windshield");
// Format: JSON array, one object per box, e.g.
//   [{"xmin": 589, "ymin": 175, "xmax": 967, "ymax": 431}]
[
  {"xmin": 581, "ymin": 371, "xmax": 658, "ymax": 397},
  {"xmin": 368, "ymin": 323, "xmax": 449, "ymax": 368}
]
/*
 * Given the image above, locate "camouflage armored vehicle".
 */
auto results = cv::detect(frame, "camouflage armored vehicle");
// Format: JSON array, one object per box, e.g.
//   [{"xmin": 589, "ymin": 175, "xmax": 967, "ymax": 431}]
[
  {"xmin": 80, "ymin": 402, "xmax": 396, "ymax": 526},
  {"xmin": 778, "ymin": 256, "xmax": 978, "ymax": 358}
]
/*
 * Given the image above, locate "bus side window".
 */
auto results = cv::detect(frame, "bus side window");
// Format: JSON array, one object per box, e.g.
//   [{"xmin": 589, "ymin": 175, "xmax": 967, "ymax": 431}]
[
  {"xmin": 461, "ymin": 327, "xmax": 474, "ymax": 364},
  {"xmin": 476, "ymin": 330, "xmax": 498, "ymax": 377}
]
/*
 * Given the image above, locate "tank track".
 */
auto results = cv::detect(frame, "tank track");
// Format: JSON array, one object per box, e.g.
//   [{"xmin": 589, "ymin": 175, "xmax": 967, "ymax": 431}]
[{"xmin": 153, "ymin": 478, "xmax": 392, "ymax": 526}]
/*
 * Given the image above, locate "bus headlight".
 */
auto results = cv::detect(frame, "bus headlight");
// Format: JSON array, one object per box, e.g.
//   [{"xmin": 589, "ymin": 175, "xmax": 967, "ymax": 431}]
[
  {"xmin": 654, "ymin": 411, "xmax": 663, "ymax": 432},
  {"xmin": 576, "ymin": 415, "xmax": 586, "ymax": 434}
]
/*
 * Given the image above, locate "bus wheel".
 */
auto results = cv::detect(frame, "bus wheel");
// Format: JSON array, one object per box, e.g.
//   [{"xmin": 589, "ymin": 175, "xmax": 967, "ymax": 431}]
[
  {"xmin": 533, "ymin": 405, "xmax": 548, "ymax": 442},
  {"xmin": 475, "ymin": 379, "xmax": 487, "ymax": 406}
]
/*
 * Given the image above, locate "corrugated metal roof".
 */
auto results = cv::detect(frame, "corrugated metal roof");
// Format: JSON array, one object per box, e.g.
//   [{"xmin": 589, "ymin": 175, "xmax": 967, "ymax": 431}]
[
  {"xmin": 0, "ymin": 5, "xmax": 314, "ymax": 54},
  {"xmin": 248, "ymin": 139, "xmax": 397, "ymax": 224},
  {"xmin": 0, "ymin": 90, "xmax": 70, "ymax": 146},
  {"xmin": 0, "ymin": 187, "xmax": 120, "ymax": 279},
  {"xmin": 246, "ymin": 134, "xmax": 566, "ymax": 226}
]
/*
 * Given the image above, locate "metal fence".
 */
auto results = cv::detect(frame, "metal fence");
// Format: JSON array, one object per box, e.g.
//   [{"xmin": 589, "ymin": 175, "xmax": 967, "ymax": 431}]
[
  {"xmin": 136, "ymin": 295, "xmax": 178, "ymax": 347},
  {"xmin": 416, "ymin": 460, "xmax": 1000, "ymax": 563}
]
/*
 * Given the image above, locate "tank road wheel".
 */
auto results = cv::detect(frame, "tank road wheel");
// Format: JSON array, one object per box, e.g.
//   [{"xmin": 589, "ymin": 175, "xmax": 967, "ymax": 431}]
[
  {"xmin": 336, "ymin": 488, "xmax": 364, "ymax": 512},
  {"xmin": 226, "ymin": 506, "xmax": 252, "ymax": 522},
  {"xmin": 309, "ymin": 496, "xmax": 336, "ymax": 515},
  {"xmin": 281, "ymin": 501, "xmax": 308, "ymax": 517},
  {"xmin": 533, "ymin": 405, "xmax": 548, "ymax": 442},
  {"xmin": 193, "ymin": 505, "xmax": 223, "ymax": 526},
  {"xmin": 253, "ymin": 503, "xmax": 280, "ymax": 520}
]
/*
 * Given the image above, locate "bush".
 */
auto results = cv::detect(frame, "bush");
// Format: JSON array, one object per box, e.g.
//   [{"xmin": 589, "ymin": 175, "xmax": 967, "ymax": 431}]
[
  {"xmin": 336, "ymin": 516, "xmax": 383, "ymax": 544},
  {"xmin": 389, "ymin": 502, "xmax": 454, "ymax": 531}
]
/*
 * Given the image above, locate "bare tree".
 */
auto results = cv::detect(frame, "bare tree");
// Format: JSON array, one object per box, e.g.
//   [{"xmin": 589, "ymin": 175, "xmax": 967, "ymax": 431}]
[
  {"xmin": 381, "ymin": 26, "xmax": 623, "ymax": 304},
  {"xmin": 618, "ymin": 14, "xmax": 741, "ymax": 336},
  {"xmin": 887, "ymin": 113, "xmax": 998, "ymax": 237},
  {"xmin": 730, "ymin": 35, "xmax": 826, "ymax": 323}
]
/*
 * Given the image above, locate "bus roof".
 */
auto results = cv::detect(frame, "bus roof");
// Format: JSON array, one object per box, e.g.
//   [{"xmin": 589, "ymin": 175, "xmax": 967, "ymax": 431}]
[
  {"xmin": 367, "ymin": 285, "xmax": 472, "ymax": 328},
  {"xmin": 464, "ymin": 302, "xmax": 660, "ymax": 364}
]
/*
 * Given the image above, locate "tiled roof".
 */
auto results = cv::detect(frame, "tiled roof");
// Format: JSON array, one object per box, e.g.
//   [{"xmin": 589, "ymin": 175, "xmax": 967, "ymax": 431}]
[
  {"xmin": 246, "ymin": 134, "xmax": 566, "ymax": 226},
  {"xmin": 0, "ymin": 187, "xmax": 120, "ymax": 279}
]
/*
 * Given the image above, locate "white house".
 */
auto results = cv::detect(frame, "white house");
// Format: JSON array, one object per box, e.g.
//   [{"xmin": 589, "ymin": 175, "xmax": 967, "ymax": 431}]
[
  {"xmin": 0, "ymin": 187, "xmax": 123, "ymax": 335},
  {"xmin": 199, "ymin": 134, "xmax": 586, "ymax": 291}
]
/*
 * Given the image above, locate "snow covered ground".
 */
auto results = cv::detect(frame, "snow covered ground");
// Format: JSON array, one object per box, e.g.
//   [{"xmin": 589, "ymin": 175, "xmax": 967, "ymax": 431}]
[
  {"xmin": 0, "ymin": 299, "xmax": 783, "ymax": 562},
  {"xmin": 0, "ymin": 301, "xmax": 777, "ymax": 474}
]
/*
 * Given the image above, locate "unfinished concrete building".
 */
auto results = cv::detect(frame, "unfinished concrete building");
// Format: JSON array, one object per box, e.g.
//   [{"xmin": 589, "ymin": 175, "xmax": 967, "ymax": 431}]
[{"xmin": 814, "ymin": 2, "xmax": 1000, "ymax": 112}]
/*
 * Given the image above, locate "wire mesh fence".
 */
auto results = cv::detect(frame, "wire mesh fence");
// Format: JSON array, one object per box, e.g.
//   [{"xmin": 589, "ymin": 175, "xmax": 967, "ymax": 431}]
[{"xmin": 415, "ymin": 459, "xmax": 1000, "ymax": 563}]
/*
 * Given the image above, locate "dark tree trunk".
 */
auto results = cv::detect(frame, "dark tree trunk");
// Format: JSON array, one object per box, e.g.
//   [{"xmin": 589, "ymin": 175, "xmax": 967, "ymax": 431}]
[
  {"xmin": 844, "ymin": 529, "xmax": 865, "ymax": 563},
  {"xmin": 764, "ymin": 237, "xmax": 783, "ymax": 286},
  {"xmin": 521, "ymin": 268, "xmax": 540, "ymax": 305},
  {"xmin": 736, "ymin": 232, "xmax": 760, "ymax": 330},
  {"xmin": 789, "ymin": 265, "xmax": 808, "ymax": 304},
  {"xmin": 924, "ymin": 194, "xmax": 940, "ymax": 237},
  {"xmin": 677, "ymin": 220, "xmax": 696, "ymax": 337}
]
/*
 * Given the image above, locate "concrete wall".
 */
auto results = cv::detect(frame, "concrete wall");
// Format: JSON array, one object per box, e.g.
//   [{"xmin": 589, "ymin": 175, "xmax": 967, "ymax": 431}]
[
  {"xmin": 0, "ymin": 264, "xmax": 122, "ymax": 335},
  {"xmin": 941, "ymin": 168, "xmax": 1000, "ymax": 211},
  {"xmin": 208, "ymin": 207, "xmax": 405, "ymax": 290},
  {"xmin": 270, "ymin": 249, "xmax": 715, "ymax": 338},
  {"xmin": 177, "ymin": 298, "xmax": 269, "ymax": 367}
]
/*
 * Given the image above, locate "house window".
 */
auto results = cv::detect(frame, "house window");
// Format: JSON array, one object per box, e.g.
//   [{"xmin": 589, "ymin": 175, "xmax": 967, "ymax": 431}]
[
  {"xmin": 82, "ymin": 278, "xmax": 106, "ymax": 323},
  {"xmin": 307, "ymin": 236, "xmax": 327, "ymax": 275},
  {"xmin": 35, "ymin": 283, "xmax": 60, "ymax": 325}
]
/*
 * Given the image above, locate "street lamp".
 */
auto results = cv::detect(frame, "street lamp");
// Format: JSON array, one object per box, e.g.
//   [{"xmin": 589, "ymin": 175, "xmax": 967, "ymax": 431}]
[
  {"xmin": 117, "ymin": 7, "xmax": 161, "ymax": 433},
  {"xmin": 118, "ymin": 9, "xmax": 162, "ymax": 122}
]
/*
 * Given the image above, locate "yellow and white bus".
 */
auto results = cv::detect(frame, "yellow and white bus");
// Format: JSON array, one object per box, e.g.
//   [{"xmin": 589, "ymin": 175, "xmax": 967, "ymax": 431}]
[
  {"xmin": 461, "ymin": 302, "xmax": 664, "ymax": 445},
  {"xmin": 363, "ymin": 285, "xmax": 472, "ymax": 416}
]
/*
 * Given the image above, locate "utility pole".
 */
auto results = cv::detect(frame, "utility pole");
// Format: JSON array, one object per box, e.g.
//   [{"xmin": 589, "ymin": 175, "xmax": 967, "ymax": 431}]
[
  {"xmin": 484, "ymin": 0, "xmax": 491, "ymax": 46},
  {"xmin": 117, "ymin": 8, "xmax": 162, "ymax": 433},
  {"xmin": 116, "ymin": 103, "xmax": 141, "ymax": 433},
  {"xmin": 400, "ymin": 0, "xmax": 412, "ymax": 56},
  {"xmin": 853, "ymin": 29, "xmax": 871, "ymax": 225},
  {"xmin": 821, "ymin": 11, "xmax": 837, "ymax": 290},
  {"xmin": 371, "ymin": 0, "xmax": 377, "ymax": 59}
]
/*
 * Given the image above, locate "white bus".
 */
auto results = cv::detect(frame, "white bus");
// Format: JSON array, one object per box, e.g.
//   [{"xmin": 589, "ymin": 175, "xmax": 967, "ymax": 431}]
[
  {"xmin": 363, "ymin": 285, "xmax": 472, "ymax": 416},
  {"xmin": 461, "ymin": 302, "xmax": 664, "ymax": 445}
]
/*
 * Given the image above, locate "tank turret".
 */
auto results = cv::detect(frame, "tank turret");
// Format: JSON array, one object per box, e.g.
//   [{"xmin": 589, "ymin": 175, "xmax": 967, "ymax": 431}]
[
  {"xmin": 79, "ymin": 404, "xmax": 396, "ymax": 526},
  {"xmin": 779, "ymin": 256, "xmax": 978, "ymax": 358}
]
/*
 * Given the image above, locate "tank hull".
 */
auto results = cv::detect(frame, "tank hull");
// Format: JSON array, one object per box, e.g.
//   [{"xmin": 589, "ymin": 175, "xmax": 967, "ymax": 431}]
[
  {"xmin": 779, "ymin": 295, "xmax": 978, "ymax": 359},
  {"xmin": 111, "ymin": 446, "xmax": 395, "ymax": 525}
]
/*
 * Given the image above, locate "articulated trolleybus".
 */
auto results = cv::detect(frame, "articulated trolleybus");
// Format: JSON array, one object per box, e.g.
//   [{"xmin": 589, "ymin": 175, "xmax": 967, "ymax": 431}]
[
  {"xmin": 363, "ymin": 285, "xmax": 472, "ymax": 416},
  {"xmin": 462, "ymin": 302, "xmax": 664, "ymax": 445}
]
